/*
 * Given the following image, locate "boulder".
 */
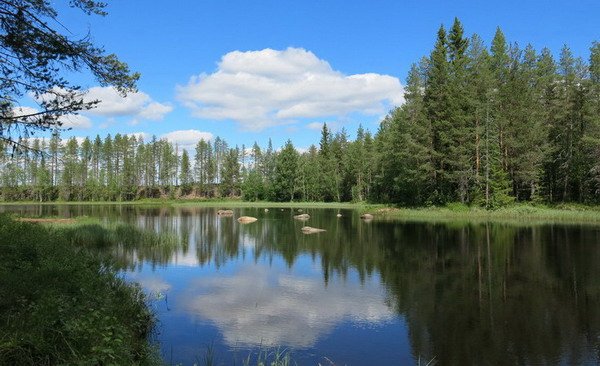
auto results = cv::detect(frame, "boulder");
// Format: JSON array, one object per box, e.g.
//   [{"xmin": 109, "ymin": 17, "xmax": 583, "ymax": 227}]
[
  {"xmin": 217, "ymin": 209, "xmax": 234, "ymax": 215},
  {"xmin": 293, "ymin": 213, "xmax": 310, "ymax": 220},
  {"xmin": 360, "ymin": 213, "xmax": 374, "ymax": 220},
  {"xmin": 237, "ymin": 216, "xmax": 258, "ymax": 224},
  {"xmin": 301, "ymin": 226, "xmax": 326, "ymax": 234}
]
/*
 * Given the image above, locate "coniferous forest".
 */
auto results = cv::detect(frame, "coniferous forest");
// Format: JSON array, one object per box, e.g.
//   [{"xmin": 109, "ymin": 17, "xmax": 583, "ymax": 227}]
[{"xmin": 2, "ymin": 19, "xmax": 600, "ymax": 206}]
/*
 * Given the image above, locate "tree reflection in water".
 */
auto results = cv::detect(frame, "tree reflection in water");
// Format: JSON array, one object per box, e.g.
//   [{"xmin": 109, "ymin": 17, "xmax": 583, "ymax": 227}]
[{"xmin": 1, "ymin": 204, "xmax": 598, "ymax": 365}]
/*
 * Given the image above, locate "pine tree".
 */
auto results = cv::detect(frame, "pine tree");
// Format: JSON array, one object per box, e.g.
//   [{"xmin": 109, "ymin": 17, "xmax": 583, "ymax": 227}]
[
  {"xmin": 584, "ymin": 42, "xmax": 600, "ymax": 201},
  {"xmin": 242, "ymin": 142, "xmax": 264, "ymax": 201},
  {"xmin": 179, "ymin": 149, "xmax": 192, "ymax": 194},
  {"xmin": 220, "ymin": 147, "xmax": 240, "ymax": 197},
  {"xmin": 318, "ymin": 123, "xmax": 337, "ymax": 201},
  {"xmin": 273, "ymin": 140, "xmax": 299, "ymax": 201},
  {"xmin": 447, "ymin": 18, "xmax": 474, "ymax": 202},
  {"xmin": 424, "ymin": 25, "xmax": 452, "ymax": 202},
  {"xmin": 60, "ymin": 137, "xmax": 79, "ymax": 201}
]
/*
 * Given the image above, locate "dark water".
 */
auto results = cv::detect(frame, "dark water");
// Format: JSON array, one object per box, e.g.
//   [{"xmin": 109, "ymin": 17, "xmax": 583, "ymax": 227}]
[{"xmin": 2, "ymin": 204, "xmax": 600, "ymax": 365}]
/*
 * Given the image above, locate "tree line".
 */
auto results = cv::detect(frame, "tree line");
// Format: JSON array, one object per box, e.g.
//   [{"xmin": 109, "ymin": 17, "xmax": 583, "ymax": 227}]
[
  {"xmin": 0, "ymin": 123, "xmax": 375, "ymax": 202},
  {"xmin": 1, "ymin": 18, "xmax": 599, "ymax": 205}
]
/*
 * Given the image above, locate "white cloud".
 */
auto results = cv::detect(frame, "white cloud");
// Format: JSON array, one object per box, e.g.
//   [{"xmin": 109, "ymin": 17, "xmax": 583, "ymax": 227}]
[
  {"xmin": 29, "ymin": 86, "xmax": 172, "ymax": 124},
  {"xmin": 127, "ymin": 132, "xmax": 150, "ymax": 141},
  {"xmin": 161, "ymin": 129, "xmax": 214, "ymax": 151},
  {"xmin": 137, "ymin": 102, "xmax": 174, "ymax": 121},
  {"xmin": 12, "ymin": 106, "xmax": 39, "ymax": 119},
  {"xmin": 12, "ymin": 106, "xmax": 91, "ymax": 130},
  {"xmin": 84, "ymin": 86, "xmax": 173, "ymax": 121},
  {"xmin": 177, "ymin": 48, "xmax": 404, "ymax": 130},
  {"xmin": 306, "ymin": 122, "xmax": 324, "ymax": 130},
  {"xmin": 60, "ymin": 114, "xmax": 92, "ymax": 129}
]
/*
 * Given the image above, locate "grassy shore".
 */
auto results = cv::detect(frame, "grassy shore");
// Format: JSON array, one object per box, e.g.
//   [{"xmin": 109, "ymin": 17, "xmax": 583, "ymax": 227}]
[
  {"xmin": 3, "ymin": 199, "xmax": 600, "ymax": 224},
  {"xmin": 0, "ymin": 215, "xmax": 161, "ymax": 365},
  {"xmin": 368, "ymin": 203, "xmax": 600, "ymax": 225}
]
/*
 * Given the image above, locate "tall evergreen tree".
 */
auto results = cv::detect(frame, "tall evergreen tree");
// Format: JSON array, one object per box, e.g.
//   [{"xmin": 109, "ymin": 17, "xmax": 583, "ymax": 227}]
[
  {"xmin": 424, "ymin": 25, "xmax": 452, "ymax": 202},
  {"xmin": 273, "ymin": 140, "xmax": 299, "ymax": 201},
  {"xmin": 179, "ymin": 149, "xmax": 192, "ymax": 194}
]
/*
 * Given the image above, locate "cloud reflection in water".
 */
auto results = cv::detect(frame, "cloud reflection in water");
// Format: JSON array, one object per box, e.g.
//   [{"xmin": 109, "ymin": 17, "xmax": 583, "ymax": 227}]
[{"xmin": 181, "ymin": 263, "xmax": 393, "ymax": 348}]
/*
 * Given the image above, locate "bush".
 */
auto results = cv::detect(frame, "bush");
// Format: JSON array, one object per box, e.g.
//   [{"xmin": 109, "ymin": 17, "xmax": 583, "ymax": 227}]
[{"xmin": 0, "ymin": 215, "xmax": 160, "ymax": 365}]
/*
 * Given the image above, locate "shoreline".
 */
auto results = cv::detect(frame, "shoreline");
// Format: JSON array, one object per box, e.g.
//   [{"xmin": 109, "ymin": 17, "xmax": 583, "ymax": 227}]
[{"xmin": 2, "ymin": 200, "xmax": 600, "ymax": 224}]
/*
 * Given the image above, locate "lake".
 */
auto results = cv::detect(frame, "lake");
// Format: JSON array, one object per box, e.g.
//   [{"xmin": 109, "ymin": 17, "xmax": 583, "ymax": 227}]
[{"xmin": 1, "ymin": 204, "xmax": 599, "ymax": 365}]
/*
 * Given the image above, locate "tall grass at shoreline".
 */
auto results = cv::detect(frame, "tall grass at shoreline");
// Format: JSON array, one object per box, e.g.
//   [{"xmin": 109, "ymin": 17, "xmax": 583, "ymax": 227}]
[
  {"xmin": 371, "ymin": 203, "xmax": 600, "ymax": 224},
  {"xmin": 0, "ymin": 215, "xmax": 162, "ymax": 365},
  {"xmin": 5, "ymin": 199, "xmax": 600, "ymax": 225}
]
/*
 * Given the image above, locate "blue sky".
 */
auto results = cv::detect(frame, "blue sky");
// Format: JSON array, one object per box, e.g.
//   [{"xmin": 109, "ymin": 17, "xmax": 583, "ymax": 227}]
[{"xmin": 22, "ymin": 0, "xmax": 600, "ymax": 151}]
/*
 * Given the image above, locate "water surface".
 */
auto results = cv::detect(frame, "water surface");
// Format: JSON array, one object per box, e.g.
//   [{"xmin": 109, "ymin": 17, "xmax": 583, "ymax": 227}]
[{"xmin": 2, "ymin": 205, "xmax": 599, "ymax": 365}]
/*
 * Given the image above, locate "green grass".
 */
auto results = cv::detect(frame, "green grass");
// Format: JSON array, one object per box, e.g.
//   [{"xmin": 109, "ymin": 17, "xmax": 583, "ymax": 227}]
[
  {"xmin": 4, "ymin": 199, "xmax": 600, "ymax": 224},
  {"xmin": 0, "ymin": 215, "xmax": 162, "ymax": 365},
  {"xmin": 198, "ymin": 345, "xmax": 295, "ymax": 366},
  {"xmin": 173, "ymin": 200, "xmax": 373, "ymax": 209},
  {"xmin": 370, "ymin": 203, "xmax": 600, "ymax": 225}
]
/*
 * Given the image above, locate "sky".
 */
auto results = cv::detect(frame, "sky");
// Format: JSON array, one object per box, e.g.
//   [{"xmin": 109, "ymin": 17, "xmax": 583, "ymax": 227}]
[{"xmin": 18, "ymin": 0, "xmax": 600, "ymax": 151}]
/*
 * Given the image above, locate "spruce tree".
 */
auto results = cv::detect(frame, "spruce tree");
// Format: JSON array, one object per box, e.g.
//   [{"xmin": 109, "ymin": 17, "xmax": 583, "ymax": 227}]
[
  {"xmin": 273, "ymin": 140, "xmax": 299, "ymax": 201},
  {"xmin": 424, "ymin": 25, "xmax": 452, "ymax": 202}
]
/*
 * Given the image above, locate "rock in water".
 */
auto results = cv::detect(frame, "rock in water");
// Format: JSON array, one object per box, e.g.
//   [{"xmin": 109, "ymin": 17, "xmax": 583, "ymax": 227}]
[
  {"xmin": 217, "ymin": 209, "xmax": 234, "ymax": 215},
  {"xmin": 301, "ymin": 226, "xmax": 326, "ymax": 234},
  {"xmin": 237, "ymin": 216, "xmax": 258, "ymax": 224},
  {"xmin": 360, "ymin": 213, "xmax": 374, "ymax": 220},
  {"xmin": 336, "ymin": 213, "xmax": 342, "ymax": 217},
  {"xmin": 293, "ymin": 213, "xmax": 310, "ymax": 220}
]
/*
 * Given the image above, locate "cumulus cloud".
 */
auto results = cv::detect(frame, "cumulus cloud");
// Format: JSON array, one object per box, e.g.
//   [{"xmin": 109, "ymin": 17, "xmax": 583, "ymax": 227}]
[
  {"xmin": 306, "ymin": 122, "xmax": 324, "ymax": 130},
  {"xmin": 60, "ymin": 114, "xmax": 92, "ymax": 129},
  {"xmin": 127, "ymin": 132, "xmax": 151, "ymax": 141},
  {"xmin": 12, "ymin": 106, "xmax": 39, "ymax": 118},
  {"xmin": 161, "ymin": 129, "xmax": 214, "ymax": 151},
  {"xmin": 137, "ymin": 102, "xmax": 174, "ymax": 121},
  {"xmin": 177, "ymin": 48, "xmax": 404, "ymax": 130},
  {"xmin": 27, "ymin": 86, "xmax": 172, "ymax": 126},
  {"xmin": 83, "ymin": 86, "xmax": 173, "ymax": 121},
  {"xmin": 12, "ymin": 106, "xmax": 92, "ymax": 129}
]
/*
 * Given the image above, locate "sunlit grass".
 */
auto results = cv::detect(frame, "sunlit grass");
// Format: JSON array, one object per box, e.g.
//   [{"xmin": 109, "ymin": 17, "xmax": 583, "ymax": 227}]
[
  {"xmin": 5, "ymin": 200, "xmax": 600, "ymax": 224},
  {"xmin": 370, "ymin": 203, "xmax": 600, "ymax": 225},
  {"xmin": 0, "ymin": 215, "xmax": 161, "ymax": 365}
]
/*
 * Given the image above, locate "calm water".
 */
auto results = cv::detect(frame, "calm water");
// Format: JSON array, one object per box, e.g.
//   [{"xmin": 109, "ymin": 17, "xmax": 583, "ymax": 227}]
[{"xmin": 2, "ymin": 204, "xmax": 600, "ymax": 365}]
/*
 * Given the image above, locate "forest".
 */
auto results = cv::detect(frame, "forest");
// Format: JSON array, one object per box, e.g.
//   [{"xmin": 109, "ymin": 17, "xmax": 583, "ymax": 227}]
[{"xmin": 1, "ymin": 18, "xmax": 599, "ymax": 206}]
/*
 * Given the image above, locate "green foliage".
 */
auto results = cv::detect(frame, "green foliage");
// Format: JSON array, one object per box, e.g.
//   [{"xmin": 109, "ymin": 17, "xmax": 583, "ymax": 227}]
[
  {"xmin": 0, "ymin": 0, "xmax": 138, "ymax": 149},
  {"xmin": 272, "ymin": 140, "xmax": 299, "ymax": 201},
  {"xmin": 1, "ymin": 19, "xmax": 600, "ymax": 208},
  {"xmin": 240, "ymin": 347, "xmax": 294, "ymax": 366},
  {"xmin": 0, "ymin": 215, "xmax": 160, "ymax": 365}
]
